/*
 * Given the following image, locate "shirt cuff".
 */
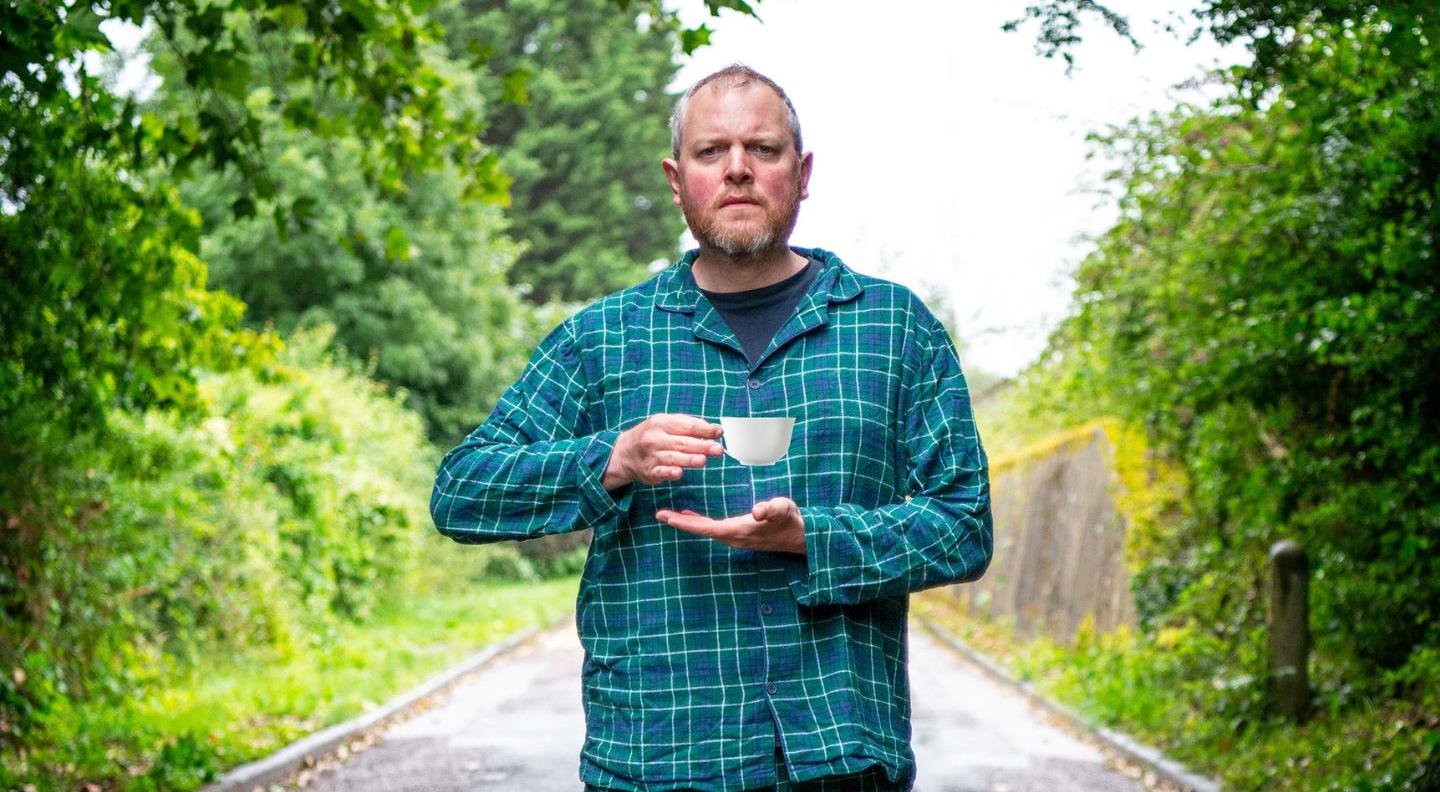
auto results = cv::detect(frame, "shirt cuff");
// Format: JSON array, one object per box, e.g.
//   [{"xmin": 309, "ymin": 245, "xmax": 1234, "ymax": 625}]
[
  {"xmin": 578, "ymin": 429, "xmax": 634, "ymax": 529},
  {"xmin": 787, "ymin": 506, "xmax": 851, "ymax": 606}
]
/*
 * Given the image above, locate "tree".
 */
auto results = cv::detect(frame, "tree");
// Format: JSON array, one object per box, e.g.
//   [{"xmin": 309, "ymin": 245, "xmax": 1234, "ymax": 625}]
[
  {"xmin": 1, "ymin": 0, "xmax": 512, "ymax": 482},
  {"xmin": 1047, "ymin": 13, "xmax": 1438, "ymax": 676},
  {"xmin": 436, "ymin": 0, "xmax": 689, "ymax": 304},
  {"xmin": 147, "ymin": 22, "xmax": 556, "ymax": 444},
  {"xmin": 1005, "ymin": 1, "xmax": 1436, "ymax": 93},
  {"xmin": 152, "ymin": 0, "xmax": 687, "ymax": 441},
  {"xmin": 178, "ymin": 117, "xmax": 564, "ymax": 443},
  {"xmin": 1, "ymin": 0, "xmax": 762, "ymax": 459}
]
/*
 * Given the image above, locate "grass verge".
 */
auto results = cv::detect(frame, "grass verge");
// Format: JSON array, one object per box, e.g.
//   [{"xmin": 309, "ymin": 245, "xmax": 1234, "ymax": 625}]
[
  {"xmin": 4, "ymin": 575, "xmax": 581, "ymax": 791},
  {"xmin": 912, "ymin": 590, "xmax": 1440, "ymax": 792}
]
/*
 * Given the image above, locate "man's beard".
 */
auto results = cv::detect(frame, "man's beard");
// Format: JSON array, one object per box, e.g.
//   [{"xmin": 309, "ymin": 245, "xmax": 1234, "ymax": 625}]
[{"xmin": 682, "ymin": 178, "xmax": 802, "ymax": 260}]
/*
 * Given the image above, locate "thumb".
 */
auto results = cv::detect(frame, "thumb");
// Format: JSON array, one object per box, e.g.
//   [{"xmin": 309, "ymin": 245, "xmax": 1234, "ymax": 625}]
[{"xmin": 754, "ymin": 497, "xmax": 792, "ymax": 521}]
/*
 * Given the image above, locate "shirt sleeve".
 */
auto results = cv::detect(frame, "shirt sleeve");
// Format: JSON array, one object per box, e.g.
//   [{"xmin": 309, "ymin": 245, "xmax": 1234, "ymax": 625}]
[
  {"xmin": 788, "ymin": 316, "xmax": 993, "ymax": 606},
  {"xmin": 430, "ymin": 319, "xmax": 634, "ymax": 544}
]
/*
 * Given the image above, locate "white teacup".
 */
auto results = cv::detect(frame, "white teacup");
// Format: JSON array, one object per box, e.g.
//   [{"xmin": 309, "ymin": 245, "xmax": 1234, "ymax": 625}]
[{"xmin": 719, "ymin": 417, "xmax": 795, "ymax": 466}]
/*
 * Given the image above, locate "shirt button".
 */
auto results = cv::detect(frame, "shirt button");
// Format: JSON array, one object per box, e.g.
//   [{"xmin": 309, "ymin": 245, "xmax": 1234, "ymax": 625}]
[
  {"xmin": 761, "ymin": 603, "xmax": 773, "ymax": 615},
  {"xmin": 767, "ymin": 682, "xmax": 779, "ymax": 695},
  {"xmin": 747, "ymin": 378, "xmax": 761, "ymax": 389}
]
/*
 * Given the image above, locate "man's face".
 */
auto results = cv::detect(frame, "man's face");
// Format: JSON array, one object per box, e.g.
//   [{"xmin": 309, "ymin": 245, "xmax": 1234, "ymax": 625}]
[{"xmin": 663, "ymin": 82, "xmax": 813, "ymax": 259}]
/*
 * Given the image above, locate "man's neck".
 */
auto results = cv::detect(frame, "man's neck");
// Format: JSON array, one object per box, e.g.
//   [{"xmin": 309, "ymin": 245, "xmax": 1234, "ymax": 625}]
[{"xmin": 692, "ymin": 246, "xmax": 809, "ymax": 294}]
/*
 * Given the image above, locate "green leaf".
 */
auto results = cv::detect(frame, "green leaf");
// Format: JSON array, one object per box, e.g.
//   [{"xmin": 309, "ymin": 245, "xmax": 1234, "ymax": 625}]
[
  {"xmin": 282, "ymin": 96, "xmax": 318, "ymax": 129},
  {"xmin": 468, "ymin": 151, "xmax": 513, "ymax": 206},
  {"xmin": 384, "ymin": 226, "xmax": 411, "ymax": 262},
  {"xmin": 65, "ymin": 3, "xmax": 109, "ymax": 49},
  {"xmin": 231, "ymin": 195, "xmax": 256, "ymax": 218},
  {"xmin": 680, "ymin": 24, "xmax": 712, "ymax": 54},
  {"xmin": 291, "ymin": 196, "xmax": 318, "ymax": 231},
  {"xmin": 500, "ymin": 68, "xmax": 531, "ymax": 105},
  {"xmin": 704, "ymin": 0, "xmax": 758, "ymax": 18},
  {"xmin": 465, "ymin": 40, "xmax": 494, "ymax": 68},
  {"xmin": 273, "ymin": 4, "xmax": 307, "ymax": 29},
  {"xmin": 273, "ymin": 203, "xmax": 290, "ymax": 244},
  {"xmin": 140, "ymin": 112, "xmax": 166, "ymax": 142}
]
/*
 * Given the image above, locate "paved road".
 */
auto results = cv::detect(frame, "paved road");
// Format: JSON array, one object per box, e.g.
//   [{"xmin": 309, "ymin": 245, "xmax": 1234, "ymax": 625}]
[{"xmin": 294, "ymin": 617, "xmax": 1146, "ymax": 792}]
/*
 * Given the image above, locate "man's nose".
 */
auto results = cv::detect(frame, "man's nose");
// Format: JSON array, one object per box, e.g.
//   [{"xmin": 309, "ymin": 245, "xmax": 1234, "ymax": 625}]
[{"xmin": 722, "ymin": 146, "xmax": 752, "ymax": 182}]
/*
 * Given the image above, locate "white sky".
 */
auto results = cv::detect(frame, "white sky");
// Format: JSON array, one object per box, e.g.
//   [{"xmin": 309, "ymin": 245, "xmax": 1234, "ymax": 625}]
[{"xmin": 667, "ymin": 0, "xmax": 1248, "ymax": 377}]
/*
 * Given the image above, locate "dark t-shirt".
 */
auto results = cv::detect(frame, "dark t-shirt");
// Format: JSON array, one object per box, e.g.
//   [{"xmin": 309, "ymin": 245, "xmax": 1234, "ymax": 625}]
[{"xmin": 697, "ymin": 256, "xmax": 821, "ymax": 367}]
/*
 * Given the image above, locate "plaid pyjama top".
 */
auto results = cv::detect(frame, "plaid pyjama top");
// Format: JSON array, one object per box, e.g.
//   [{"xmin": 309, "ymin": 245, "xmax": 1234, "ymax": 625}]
[{"xmin": 431, "ymin": 247, "xmax": 993, "ymax": 791}]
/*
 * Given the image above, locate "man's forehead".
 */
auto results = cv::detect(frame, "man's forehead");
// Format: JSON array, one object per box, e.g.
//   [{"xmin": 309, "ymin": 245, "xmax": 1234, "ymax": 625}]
[
  {"xmin": 691, "ymin": 79, "xmax": 787, "ymax": 111},
  {"xmin": 683, "ymin": 82, "xmax": 789, "ymax": 136}
]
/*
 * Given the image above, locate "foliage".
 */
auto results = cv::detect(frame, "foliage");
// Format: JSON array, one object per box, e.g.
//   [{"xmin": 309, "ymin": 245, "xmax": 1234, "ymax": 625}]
[
  {"xmin": 982, "ymin": 9, "xmax": 1439, "ymax": 785},
  {"xmin": 975, "ymin": 11, "xmax": 1440, "ymax": 787},
  {"xmin": 4, "ymin": 0, "xmax": 482, "ymax": 753},
  {"xmin": 435, "ymin": 0, "xmax": 689, "ymax": 304},
  {"xmin": 0, "ymin": 98, "xmax": 273, "ymax": 528},
  {"xmin": 0, "ymin": 326, "xmax": 434, "ymax": 761},
  {"xmin": 175, "ymin": 114, "xmax": 564, "ymax": 444},
  {"xmin": 3, "ymin": 0, "xmax": 754, "ymax": 220},
  {"xmin": 0, "ymin": 0, "xmax": 756, "ymax": 447},
  {"xmin": 915, "ymin": 592, "xmax": 1440, "ymax": 791},
  {"xmin": 1059, "ymin": 13, "xmax": 1439, "ymax": 670},
  {"xmin": 1005, "ymin": 0, "xmax": 1437, "ymax": 92},
  {"xmin": 4, "ymin": 0, "xmax": 508, "ymax": 205},
  {"xmin": 148, "ymin": 0, "xmax": 698, "ymax": 441},
  {"xmin": 0, "ymin": 149, "xmax": 275, "ymax": 768},
  {"xmin": 2, "ymin": 576, "xmax": 580, "ymax": 790},
  {"xmin": 529, "ymin": 544, "xmax": 592, "ymax": 579}
]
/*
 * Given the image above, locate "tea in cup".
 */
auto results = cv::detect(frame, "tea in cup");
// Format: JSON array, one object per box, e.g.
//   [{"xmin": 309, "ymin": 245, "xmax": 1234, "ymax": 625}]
[{"xmin": 718, "ymin": 417, "xmax": 795, "ymax": 466}]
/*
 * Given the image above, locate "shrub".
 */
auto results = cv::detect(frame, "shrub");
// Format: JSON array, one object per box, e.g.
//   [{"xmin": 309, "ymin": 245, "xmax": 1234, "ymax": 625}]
[{"xmin": 0, "ymin": 325, "xmax": 434, "ymax": 750}]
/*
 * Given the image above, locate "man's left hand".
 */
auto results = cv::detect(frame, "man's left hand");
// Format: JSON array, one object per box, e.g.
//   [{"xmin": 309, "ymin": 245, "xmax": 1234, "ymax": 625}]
[{"xmin": 656, "ymin": 496, "xmax": 806, "ymax": 556}]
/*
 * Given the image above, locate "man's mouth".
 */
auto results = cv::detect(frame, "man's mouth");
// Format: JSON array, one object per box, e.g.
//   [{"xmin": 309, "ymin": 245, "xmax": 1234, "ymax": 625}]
[{"xmin": 720, "ymin": 197, "xmax": 760, "ymax": 208}]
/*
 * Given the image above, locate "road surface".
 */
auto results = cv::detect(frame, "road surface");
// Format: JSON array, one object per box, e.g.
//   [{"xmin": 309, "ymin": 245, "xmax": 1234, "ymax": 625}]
[{"xmin": 292, "ymin": 617, "xmax": 1148, "ymax": 792}]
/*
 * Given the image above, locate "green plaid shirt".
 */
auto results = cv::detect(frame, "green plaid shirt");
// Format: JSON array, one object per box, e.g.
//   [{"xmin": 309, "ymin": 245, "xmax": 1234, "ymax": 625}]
[{"xmin": 431, "ymin": 248, "xmax": 992, "ymax": 791}]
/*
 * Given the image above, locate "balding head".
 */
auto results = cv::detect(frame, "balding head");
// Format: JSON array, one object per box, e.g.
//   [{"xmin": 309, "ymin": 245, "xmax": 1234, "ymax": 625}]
[{"xmin": 669, "ymin": 64, "xmax": 803, "ymax": 160}]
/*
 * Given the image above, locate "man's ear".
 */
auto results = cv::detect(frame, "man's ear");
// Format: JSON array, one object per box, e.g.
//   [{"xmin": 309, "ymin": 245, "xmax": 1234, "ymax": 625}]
[
  {"xmin": 799, "ymin": 151, "xmax": 813, "ymax": 201},
  {"xmin": 661, "ymin": 157, "xmax": 683, "ymax": 206}
]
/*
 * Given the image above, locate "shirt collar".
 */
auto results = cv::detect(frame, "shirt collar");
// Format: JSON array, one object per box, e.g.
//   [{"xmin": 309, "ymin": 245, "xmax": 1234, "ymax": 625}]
[{"xmin": 655, "ymin": 246, "xmax": 864, "ymax": 314}]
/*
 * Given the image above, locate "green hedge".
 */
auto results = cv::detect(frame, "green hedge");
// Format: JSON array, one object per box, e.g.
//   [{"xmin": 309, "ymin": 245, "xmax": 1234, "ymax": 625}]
[{"xmin": 2, "ymin": 325, "xmax": 448, "ymax": 754}]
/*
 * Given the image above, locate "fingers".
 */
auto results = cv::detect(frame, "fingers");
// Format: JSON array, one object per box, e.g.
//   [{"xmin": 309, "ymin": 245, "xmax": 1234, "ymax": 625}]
[
  {"xmin": 624, "ymin": 414, "xmax": 726, "ymax": 486},
  {"xmin": 642, "ymin": 465, "xmax": 684, "ymax": 484},
  {"xmin": 633, "ymin": 415, "xmax": 725, "ymax": 484},
  {"xmin": 653, "ymin": 449, "xmax": 711, "ymax": 469},
  {"xmin": 669, "ymin": 435, "xmax": 724, "ymax": 457},
  {"xmin": 659, "ymin": 413, "xmax": 724, "ymax": 440},
  {"xmin": 635, "ymin": 450, "xmax": 714, "ymax": 485}
]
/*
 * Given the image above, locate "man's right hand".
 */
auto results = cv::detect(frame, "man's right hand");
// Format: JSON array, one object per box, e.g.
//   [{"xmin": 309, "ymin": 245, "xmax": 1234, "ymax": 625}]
[{"xmin": 603, "ymin": 413, "xmax": 725, "ymax": 490}]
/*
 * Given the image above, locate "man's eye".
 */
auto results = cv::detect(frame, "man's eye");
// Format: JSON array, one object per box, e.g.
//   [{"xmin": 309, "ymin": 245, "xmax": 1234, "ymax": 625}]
[
  {"xmin": 750, "ymin": 145, "xmax": 777, "ymax": 155},
  {"xmin": 698, "ymin": 147, "xmax": 720, "ymax": 157}
]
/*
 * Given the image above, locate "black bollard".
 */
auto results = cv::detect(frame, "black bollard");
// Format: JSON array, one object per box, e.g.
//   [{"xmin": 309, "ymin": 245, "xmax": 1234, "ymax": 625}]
[{"xmin": 1267, "ymin": 540, "xmax": 1310, "ymax": 722}]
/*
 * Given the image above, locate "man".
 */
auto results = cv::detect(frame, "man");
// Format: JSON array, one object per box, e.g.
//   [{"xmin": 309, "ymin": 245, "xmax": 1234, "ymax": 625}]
[{"xmin": 431, "ymin": 64, "xmax": 992, "ymax": 791}]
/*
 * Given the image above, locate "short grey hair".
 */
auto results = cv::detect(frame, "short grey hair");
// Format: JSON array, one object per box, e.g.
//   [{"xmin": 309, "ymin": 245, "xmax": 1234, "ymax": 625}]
[{"xmin": 669, "ymin": 64, "xmax": 803, "ymax": 159}]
